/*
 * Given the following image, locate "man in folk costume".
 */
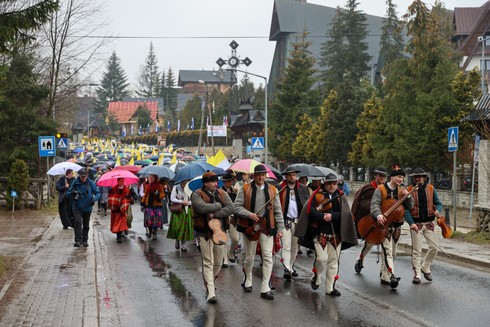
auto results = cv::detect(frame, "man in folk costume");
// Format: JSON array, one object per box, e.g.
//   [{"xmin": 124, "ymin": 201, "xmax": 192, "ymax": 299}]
[
  {"xmin": 220, "ymin": 172, "xmax": 240, "ymax": 267},
  {"xmin": 295, "ymin": 173, "xmax": 358, "ymax": 296},
  {"xmin": 234, "ymin": 164, "xmax": 284, "ymax": 300},
  {"xmin": 405, "ymin": 168, "xmax": 442, "ymax": 284},
  {"xmin": 191, "ymin": 172, "xmax": 234, "ymax": 303},
  {"xmin": 279, "ymin": 166, "xmax": 310, "ymax": 280},
  {"xmin": 370, "ymin": 166, "xmax": 414, "ymax": 288},
  {"xmin": 351, "ymin": 166, "xmax": 388, "ymax": 273}
]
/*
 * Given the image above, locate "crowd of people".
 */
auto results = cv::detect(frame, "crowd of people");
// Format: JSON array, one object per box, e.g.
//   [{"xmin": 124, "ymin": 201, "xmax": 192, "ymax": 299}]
[{"xmin": 56, "ymin": 160, "xmax": 443, "ymax": 304}]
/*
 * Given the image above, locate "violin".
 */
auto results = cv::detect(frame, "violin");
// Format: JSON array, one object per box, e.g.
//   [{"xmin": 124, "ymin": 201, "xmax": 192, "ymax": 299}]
[
  {"xmin": 357, "ymin": 185, "xmax": 419, "ymax": 244},
  {"xmin": 314, "ymin": 193, "xmax": 340, "ymax": 212},
  {"xmin": 245, "ymin": 216, "xmax": 267, "ymax": 241},
  {"xmin": 208, "ymin": 219, "xmax": 228, "ymax": 245},
  {"xmin": 436, "ymin": 213, "xmax": 453, "ymax": 239}
]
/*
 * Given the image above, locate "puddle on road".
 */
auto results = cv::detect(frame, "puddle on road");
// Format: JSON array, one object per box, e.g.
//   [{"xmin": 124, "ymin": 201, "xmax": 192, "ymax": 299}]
[{"xmin": 137, "ymin": 239, "xmax": 208, "ymax": 325}]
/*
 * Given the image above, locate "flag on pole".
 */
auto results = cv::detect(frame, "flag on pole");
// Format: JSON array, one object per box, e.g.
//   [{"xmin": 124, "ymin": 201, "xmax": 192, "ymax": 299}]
[
  {"xmin": 128, "ymin": 157, "xmax": 134, "ymax": 165},
  {"xmin": 177, "ymin": 119, "xmax": 180, "ymax": 131},
  {"xmin": 138, "ymin": 125, "xmax": 142, "ymax": 135},
  {"xmin": 122, "ymin": 126, "xmax": 127, "ymax": 137},
  {"xmin": 167, "ymin": 120, "xmax": 171, "ymax": 132},
  {"xmin": 115, "ymin": 156, "xmax": 121, "ymax": 167},
  {"xmin": 206, "ymin": 116, "xmax": 209, "ymax": 127},
  {"xmin": 191, "ymin": 117, "xmax": 195, "ymax": 130},
  {"xmin": 158, "ymin": 153, "xmax": 164, "ymax": 165},
  {"xmin": 155, "ymin": 121, "xmax": 159, "ymax": 133},
  {"xmin": 168, "ymin": 144, "xmax": 173, "ymax": 153},
  {"xmin": 170, "ymin": 152, "xmax": 177, "ymax": 164},
  {"xmin": 130, "ymin": 125, "xmax": 134, "ymax": 135}
]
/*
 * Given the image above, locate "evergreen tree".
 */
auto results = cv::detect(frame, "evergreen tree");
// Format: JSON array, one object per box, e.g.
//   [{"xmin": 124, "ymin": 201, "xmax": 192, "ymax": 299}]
[
  {"xmin": 0, "ymin": 0, "xmax": 59, "ymax": 53},
  {"xmin": 379, "ymin": 0, "xmax": 405, "ymax": 68},
  {"xmin": 94, "ymin": 51, "xmax": 131, "ymax": 114},
  {"xmin": 137, "ymin": 42, "xmax": 160, "ymax": 97},
  {"xmin": 320, "ymin": 0, "xmax": 371, "ymax": 92},
  {"xmin": 269, "ymin": 30, "xmax": 319, "ymax": 161},
  {"xmin": 0, "ymin": 52, "xmax": 55, "ymax": 175},
  {"xmin": 164, "ymin": 67, "xmax": 178, "ymax": 121},
  {"xmin": 135, "ymin": 105, "xmax": 152, "ymax": 131}
]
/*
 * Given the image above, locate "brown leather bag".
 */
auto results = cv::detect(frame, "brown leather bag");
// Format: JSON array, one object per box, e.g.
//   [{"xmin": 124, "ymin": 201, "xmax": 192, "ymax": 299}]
[{"xmin": 169, "ymin": 202, "xmax": 183, "ymax": 213}]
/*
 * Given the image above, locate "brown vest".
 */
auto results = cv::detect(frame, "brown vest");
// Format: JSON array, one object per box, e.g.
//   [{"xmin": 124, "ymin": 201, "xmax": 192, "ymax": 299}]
[{"xmin": 242, "ymin": 183, "xmax": 277, "ymax": 229}]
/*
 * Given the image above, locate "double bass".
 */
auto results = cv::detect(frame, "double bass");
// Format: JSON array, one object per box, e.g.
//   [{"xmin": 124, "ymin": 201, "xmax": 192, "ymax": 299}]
[{"xmin": 357, "ymin": 185, "xmax": 419, "ymax": 244}]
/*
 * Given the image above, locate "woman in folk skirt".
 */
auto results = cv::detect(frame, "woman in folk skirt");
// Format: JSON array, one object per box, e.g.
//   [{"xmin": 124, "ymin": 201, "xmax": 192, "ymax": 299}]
[
  {"xmin": 141, "ymin": 174, "xmax": 165, "ymax": 240},
  {"xmin": 167, "ymin": 180, "xmax": 194, "ymax": 251}
]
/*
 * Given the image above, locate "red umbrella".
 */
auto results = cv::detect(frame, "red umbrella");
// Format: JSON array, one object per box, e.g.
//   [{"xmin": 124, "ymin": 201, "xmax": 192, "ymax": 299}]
[
  {"xmin": 97, "ymin": 170, "xmax": 139, "ymax": 187},
  {"xmin": 114, "ymin": 165, "xmax": 141, "ymax": 174}
]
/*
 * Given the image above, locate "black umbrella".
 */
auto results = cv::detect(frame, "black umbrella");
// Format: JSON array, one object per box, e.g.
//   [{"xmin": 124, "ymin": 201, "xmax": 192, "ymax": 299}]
[
  {"xmin": 137, "ymin": 165, "xmax": 175, "ymax": 180},
  {"xmin": 286, "ymin": 163, "xmax": 325, "ymax": 178}
]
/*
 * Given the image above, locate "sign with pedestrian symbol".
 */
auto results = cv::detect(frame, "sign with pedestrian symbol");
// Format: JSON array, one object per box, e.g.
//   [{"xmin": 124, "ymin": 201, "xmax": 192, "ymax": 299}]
[
  {"xmin": 448, "ymin": 127, "xmax": 458, "ymax": 152},
  {"xmin": 56, "ymin": 138, "xmax": 68, "ymax": 149},
  {"xmin": 38, "ymin": 136, "xmax": 56, "ymax": 157},
  {"xmin": 251, "ymin": 137, "xmax": 264, "ymax": 150}
]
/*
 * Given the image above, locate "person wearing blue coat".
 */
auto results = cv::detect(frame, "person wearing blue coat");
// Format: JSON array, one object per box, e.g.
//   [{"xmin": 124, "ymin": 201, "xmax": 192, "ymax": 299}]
[{"xmin": 66, "ymin": 168, "xmax": 101, "ymax": 247}]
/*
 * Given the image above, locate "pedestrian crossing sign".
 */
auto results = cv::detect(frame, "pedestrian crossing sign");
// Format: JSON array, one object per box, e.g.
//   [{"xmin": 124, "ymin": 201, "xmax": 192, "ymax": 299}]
[
  {"xmin": 251, "ymin": 137, "xmax": 264, "ymax": 150},
  {"xmin": 56, "ymin": 138, "xmax": 68, "ymax": 149},
  {"xmin": 448, "ymin": 127, "xmax": 458, "ymax": 152}
]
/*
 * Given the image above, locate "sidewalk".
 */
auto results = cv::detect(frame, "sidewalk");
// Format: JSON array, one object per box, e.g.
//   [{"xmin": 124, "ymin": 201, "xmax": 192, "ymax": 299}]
[{"xmin": 0, "ymin": 206, "xmax": 489, "ymax": 326}]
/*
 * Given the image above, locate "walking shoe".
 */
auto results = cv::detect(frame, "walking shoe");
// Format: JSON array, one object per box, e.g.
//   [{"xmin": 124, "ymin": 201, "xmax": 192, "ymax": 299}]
[
  {"xmin": 241, "ymin": 282, "xmax": 252, "ymax": 292},
  {"xmin": 181, "ymin": 246, "xmax": 187, "ymax": 252},
  {"xmin": 412, "ymin": 276, "xmax": 421, "ymax": 284},
  {"xmin": 292, "ymin": 270, "xmax": 298, "ymax": 277},
  {"xmin": 421, "ymin": 270, "xmax": 433, "ymax": 281},
  {"xmin": 389, "ymin": 274, "xmax": 399, "ymax": 289},
  {"xmin": 311, "ymin": 273, "xmax": 319, "ymax": 290},
  {"xmin": 228, "ymin": 254, "xmax": 237, "ymax": 263},
  {"xmin": 380, "ymin": 279, "xmax": 390, "ymax": 285},
  {"xmin": 222, "ymin": 263, "xmax": 229, "ymax": 268},
  {"xmin": 175, "ymin": 241, "xmax": 180, "ymax": 250},
  {"xmin": 260, "ymin": 291, "xmax": 274, "ymax": 300},
  {"xmin": 117, "ymin": 233, "xmax": 122, "ymax": 243},
  {"xmin": 354, "ymin": 259, "xmax": 363, "ymax": 273},
  {"xmin": 207, "ymin": 296, "xmax": 217, "ymax": 303},
  {"xmin": 74, "ymin": 242, "xmax": 82, "ymax": 247},
  {"xmin": 328, "ymin": 289, "xmax": 341, "ymax": 296},
  {"xmin": 307, "ymin": 249, "xmax": 314, "ymax": 256},
  {"xmin": 83, "ymin": 242, "xmax": 89, "ymax": 247},
  {"xmin": 298, "ymin": 249, "xmax": 303, "ymax": 255},
  {"xmin": 283, "ymin": 269, "xmax": 292, "ymax": 280}
]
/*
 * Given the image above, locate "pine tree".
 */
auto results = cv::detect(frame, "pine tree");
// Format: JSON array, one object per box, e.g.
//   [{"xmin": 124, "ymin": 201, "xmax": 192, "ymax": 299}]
[
  {"xmin": 95, "ymin": 51, "xmax": 131, "ymax": 114},
  {"xmin": 137, "ymin": 42, "xmax": 160, "ymax": 97},
  {"xmin": 320, "ymin": 0, "xmax": 371, "ymax": 92},
  {"xmin": 269, "ymin": 30, "xmax": 318, "ymax": 161},
  {"xmin": 164, "ymin": 67, "xmax": 178, "ymax": 121},
  {"xmin": 379, "ymin": 0, "xmax": 405, "ymax": 68}
]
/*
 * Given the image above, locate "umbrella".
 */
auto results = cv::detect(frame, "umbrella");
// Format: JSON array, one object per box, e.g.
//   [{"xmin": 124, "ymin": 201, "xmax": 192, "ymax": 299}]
[
  {"xmin": 114, "ymin": 165, "xmax": 142, "ymax": 173},
  {"xmin": 229, "ymin": 159, "xmax": 277, "ymax": 180},
  {"xmin": 134, "ymin": 159, "xmax": 152, "ymax": 166},
  {"xmin": 315, "ymin": 166, "xmax": 337, "ymax": 178},
  {"xmin": 169, "ymin": 162, "xmax": 186, "ymax": 173},
  {"xmin": 181, "ymin": 155, "xmax": 196, "ymax": 162},
  {"xmin": 73, "ymin": 147, "xmax": 84, "ymax": 153},
  {"xmin": 96, "ymin": 170, "xmax": 139, "ymax": 187},
  {"xmin": 265, "ymin": 164, "xmax": 283, "ymax": 181},
  {"xmin": 183, "ymin": 175, "xmax": 224, "ymax": 197},
  {"xmin": 193, "ymin": 161, "xmax": 226, "ymax": 175},
  {"xmin": 173, "ymin": 163, "xmax": 215, "ymax": 183},
  {"xmin": 137, "ymin": 165, "xmax": 175, "ymax": 180},
  {"xmin": 285, "ymin": 163, "xmax": 325, "ymax": 178},
  {"xmin": 47, "ymin": 162, "xmax": 83, "ymax": 176}
]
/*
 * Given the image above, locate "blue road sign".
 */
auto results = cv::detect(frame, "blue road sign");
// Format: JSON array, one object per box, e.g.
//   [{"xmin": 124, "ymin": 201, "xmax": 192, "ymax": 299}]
[
  {"xmin": 448, "ymin": 127, "xmax": 458, "ymax": 152},
  {"xmin": 38, "ymin": 136, "xmax": 56, "ymax": 157},
  {"xmin": 251, "ymin": 137, "xmax": 265, "ymax": 150},
  {"xmin": 56, "ymin": 138, "xmax": 69, "ymax": 150}
]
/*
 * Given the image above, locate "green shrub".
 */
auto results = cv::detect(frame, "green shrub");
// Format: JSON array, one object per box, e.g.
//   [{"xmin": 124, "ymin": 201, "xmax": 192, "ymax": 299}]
[{"xmin": 6, "ymin": 159, "xmax": 30, "ymax": 209}]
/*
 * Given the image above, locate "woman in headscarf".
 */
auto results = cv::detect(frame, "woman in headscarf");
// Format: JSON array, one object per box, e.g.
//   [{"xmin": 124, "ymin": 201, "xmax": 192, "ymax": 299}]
[
  {"xmin": 108, "ymin": 178, "xmax": 133, "ymax": 243},
  {"xmin": 141, "ymin": 174, "xmax": 165, "ymax": 240},
  {"xmin": 167, "ymin": 179, "xmax": 194, "ymax": 251}
]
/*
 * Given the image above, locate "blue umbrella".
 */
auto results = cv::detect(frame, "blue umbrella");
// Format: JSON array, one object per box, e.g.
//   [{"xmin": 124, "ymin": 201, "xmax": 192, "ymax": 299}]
[
  {"xmin": 184, "ymin": 175, "xmax": 224, "ymax": 197},
  {"xmin": 73, "ymin": 147, "xmax": 84, "ymax": 153},
  {"xmin": 193, "ymin": 161, "xmax": 226, "ymax": 175},
  {"xmin": 137, "ymin": 165, "xmax": 175, "ymax": 180},
  {"xmin": 173, "ymin": 163, "xmax": 207, "ymax": 183}
]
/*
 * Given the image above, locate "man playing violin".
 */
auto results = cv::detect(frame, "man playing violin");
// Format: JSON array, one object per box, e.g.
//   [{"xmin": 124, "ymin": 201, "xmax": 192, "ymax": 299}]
[
  {"xmin": 405, "ymin": 168, "xmax": 442, "ymax": 284},
  {"xmin": 279, "ymin": 166, "xmax": 310, "ymax": 280},
  {"xmin": 370, "ymin": 166, "xmax": 414, "ymax": 289},
  {"xmin": 234, "ymin": 164, "xmax": 284, "ymax": 300},
  {"xmin": 351, "ymin": 166, "xmax": 388, "ymax": 273},
  {"xmin": 191, "ymin": 171, "xmax": 235, "ymax": 303},
  {"xmin": 295, "ymin": 173, "xmax": 358, "ymax": 296}
]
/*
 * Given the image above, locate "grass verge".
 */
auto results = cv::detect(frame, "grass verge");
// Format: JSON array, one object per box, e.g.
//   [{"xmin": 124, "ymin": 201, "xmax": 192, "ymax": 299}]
[{"xmin": 451, "ymin": 230, "xmax": 490, "ymax": 245}]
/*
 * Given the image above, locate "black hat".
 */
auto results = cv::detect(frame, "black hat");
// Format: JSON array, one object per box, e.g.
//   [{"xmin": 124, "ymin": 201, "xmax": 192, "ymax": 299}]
[
  {"xmin": 221, "ymin": 172, "xmax": 235, "ymax": 181},
  {"xmin": 253, "ymin": 164, "xmax": 268, "ymax": 175},
  {"xmin": 411, "ymin": 167, "xmax": 428, "ymax": 177},
  {"xmin": 373, "ymin": 166, "xmax": 388, "ymax": 177},
  {"xmin": 202, "ymin": 171, "xmax": 218, "ymax": 183},
  {"xmin": 281, "ymin": 166, "xmax": 301, "ymax": 175},
  {"xmin": 390, "ymin": 165, "xmax": 406, "ymax": 177},
  {"xmin": 324, "ymin": 173, "xmax": 338, "ymax": 183},
  {"xmin": 78, "ymin": 168, "xmax": 88, "ymax": 176}
]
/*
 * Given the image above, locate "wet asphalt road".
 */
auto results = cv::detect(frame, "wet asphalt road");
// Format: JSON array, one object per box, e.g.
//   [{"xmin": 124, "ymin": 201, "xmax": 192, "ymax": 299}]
[{"xmin": 94, "ymin": 206, "xmax": 490, "ymax": 327}]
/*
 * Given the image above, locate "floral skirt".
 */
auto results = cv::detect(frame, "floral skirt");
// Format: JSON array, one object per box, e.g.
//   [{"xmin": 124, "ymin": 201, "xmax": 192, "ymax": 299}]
[
  {"xmin": 167, "ymin": 209, "xmax": 194, "ymax": 241},
  {"xmin": 144, "ymin": 207, "xmax": 163, "ymax": 229}
]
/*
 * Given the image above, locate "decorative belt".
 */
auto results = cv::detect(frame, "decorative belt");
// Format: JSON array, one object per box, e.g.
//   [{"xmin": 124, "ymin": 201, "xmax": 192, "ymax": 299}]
[
  {"xmin": 316, "ymin": 233, "xmax": 339, "ymax": 249},
  {"xmin": 285, "ymin": 217, "xmax": 297, "ymax": 231}
]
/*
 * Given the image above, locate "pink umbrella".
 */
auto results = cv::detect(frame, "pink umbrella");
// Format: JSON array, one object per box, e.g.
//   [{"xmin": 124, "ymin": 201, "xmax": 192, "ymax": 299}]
[
  {"xmin": 114, "ymin": 165, "xmax": 142, "ymax": 173},
  {"xmin": 229, "ymin": 159, "xmax": 277, "ymax": 180},
  {"xmin": 96, "ymin": 170, "xmax": 139, "ymax": 187}
]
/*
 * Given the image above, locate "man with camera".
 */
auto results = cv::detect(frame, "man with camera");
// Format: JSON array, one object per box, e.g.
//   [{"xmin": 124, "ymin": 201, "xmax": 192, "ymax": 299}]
[{"xmin": 66, "ymin": 168, "xmax": 101, "ymax": 247}]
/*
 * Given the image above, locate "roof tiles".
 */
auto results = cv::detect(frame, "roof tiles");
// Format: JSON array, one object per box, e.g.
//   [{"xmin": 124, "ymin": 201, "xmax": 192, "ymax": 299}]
[{"xmin": 108, "ymin": 101, "xmax": 158, "ymax": 123}]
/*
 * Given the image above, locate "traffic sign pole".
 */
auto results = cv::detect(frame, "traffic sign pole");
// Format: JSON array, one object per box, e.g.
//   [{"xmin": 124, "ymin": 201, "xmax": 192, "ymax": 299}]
[{"xmin": 448, "ymin": 127, "xmax": 459, "ymax": 232}]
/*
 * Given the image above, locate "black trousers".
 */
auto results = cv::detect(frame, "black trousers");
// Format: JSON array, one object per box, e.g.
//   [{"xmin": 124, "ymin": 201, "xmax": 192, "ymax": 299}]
[{"xmin": 72, "ymin": 209, "xmax": 92, "ymax": 244}]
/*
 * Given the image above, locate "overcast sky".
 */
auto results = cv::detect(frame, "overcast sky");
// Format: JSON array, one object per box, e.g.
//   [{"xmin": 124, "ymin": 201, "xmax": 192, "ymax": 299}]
[{"xmin": 100, "ymin": 0, "xmax": 485, "ymax": 89}]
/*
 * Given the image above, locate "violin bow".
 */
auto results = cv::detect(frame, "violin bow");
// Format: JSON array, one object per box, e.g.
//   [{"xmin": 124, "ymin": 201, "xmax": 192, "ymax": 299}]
[
  {"xmin": 420, "ymin": 232, "xmax": 451, "ymax": 258},
  {"xmin": 253, "ymin": 185, "xmax": 287, "ymax": 215}
]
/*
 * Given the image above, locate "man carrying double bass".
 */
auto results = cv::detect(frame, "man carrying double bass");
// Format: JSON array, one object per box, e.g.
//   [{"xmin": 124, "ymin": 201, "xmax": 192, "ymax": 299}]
[
  {"xmin": 351, "ymin": 166, "xmax": 388, "ymax": 273},
  {"xmin": 191, "ymin": 171, "xmax": 234, "ymax": 303},
  {"xmin": 369, "ymin": 166, "xmax": 414, "ymax": 289},
  {"xmin": 295, "ymin": 173, "xmax": 358, "ymax": 296},
  {"xmin": 234, "ymin": 164, "xmax": 284, "ymax": 300}
]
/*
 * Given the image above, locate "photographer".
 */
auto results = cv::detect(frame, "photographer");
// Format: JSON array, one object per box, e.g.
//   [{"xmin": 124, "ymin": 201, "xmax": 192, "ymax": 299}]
[{"xmin": 66, "ymin": 168, "xmax": 101, "ymax": 247}]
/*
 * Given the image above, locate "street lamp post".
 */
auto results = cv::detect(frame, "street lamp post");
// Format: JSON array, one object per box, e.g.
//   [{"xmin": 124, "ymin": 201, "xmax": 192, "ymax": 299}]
[
  {"xmin": 478, "ymin": 36, "xmax": 489, "ymax": 94},
  {"xmin": 228, "ymin": 68, "xmax": 268, "ymax": 165},
  {"xmin": 197, "ymin": 80, "xmax": 206, "ymax": 156}
]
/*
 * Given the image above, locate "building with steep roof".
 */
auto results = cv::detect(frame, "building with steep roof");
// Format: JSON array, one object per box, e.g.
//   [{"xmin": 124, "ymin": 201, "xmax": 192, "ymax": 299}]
[
  {"xmin": 178, "ymin": 69, "xmax": 234, "ymax": 94},
  {"xmin": 108, "ymin": 101, "xmax": 158, "ymax": 135}
]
